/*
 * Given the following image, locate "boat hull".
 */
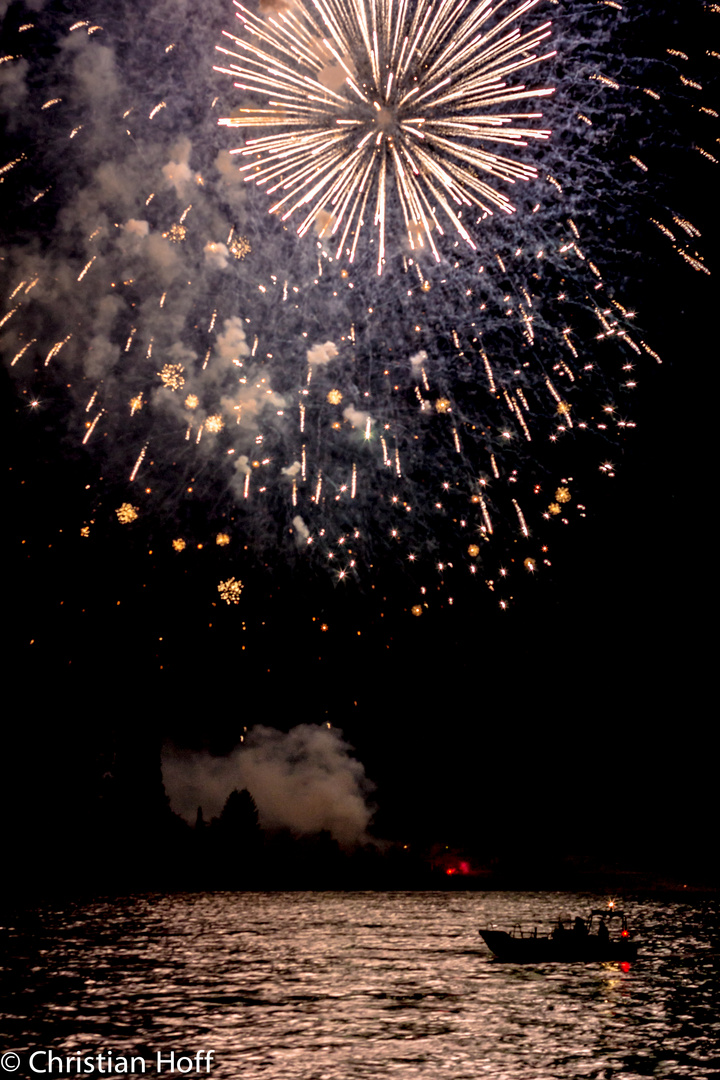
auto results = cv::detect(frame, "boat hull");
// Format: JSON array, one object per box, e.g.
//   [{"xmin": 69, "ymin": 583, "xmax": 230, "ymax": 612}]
[{"xmin": 479, "ymin": 929, "xmax": 638, "ymax": 963}]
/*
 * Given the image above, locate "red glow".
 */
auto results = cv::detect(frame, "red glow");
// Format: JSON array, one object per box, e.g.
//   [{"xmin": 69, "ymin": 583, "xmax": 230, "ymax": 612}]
[
  {"xmin": 621, "ymin": 929, "xmax": 628, "ymax": 937},
  {"xmin": 445, "ymin": 861, "xmax": 471, "ymax": 876},
  {"xmin": 619, "ymin": 961, "xmax": 631, "ymax": 973}
]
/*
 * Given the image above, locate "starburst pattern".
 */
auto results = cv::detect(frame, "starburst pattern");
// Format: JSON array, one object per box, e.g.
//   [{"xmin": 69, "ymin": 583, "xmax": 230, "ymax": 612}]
[{"xmin": 216, "ymin": 0, "xmax": 555, "ymax": 273}]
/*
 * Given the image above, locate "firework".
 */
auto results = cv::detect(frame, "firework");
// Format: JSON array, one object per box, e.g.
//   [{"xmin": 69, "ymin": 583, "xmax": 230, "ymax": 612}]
[
  {"xmin": 216, "ymin": 0, "xmax": 555, "ymax": 274},
  {"xmin": 218, "ymin": 577, "xmax": 244, "ymax": 604},
  {"xmin": 116, "ymin": 504, "xmax": 139, "ymax": 525},
  {"xmin": 1, "ymin": 0, "xmax": 715, "ymax": 625}
]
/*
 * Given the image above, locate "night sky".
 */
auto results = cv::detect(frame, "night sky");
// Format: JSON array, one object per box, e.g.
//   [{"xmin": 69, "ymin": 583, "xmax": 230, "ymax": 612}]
[{"xmin": 3, "ymin": 0, "xmax": 717, "ymax": 887}]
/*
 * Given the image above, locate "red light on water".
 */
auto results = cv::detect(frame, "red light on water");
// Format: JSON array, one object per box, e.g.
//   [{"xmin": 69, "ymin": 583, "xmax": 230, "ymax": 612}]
[
  {"xmin": 459, "ymin": 861, "xmax": 470, "ymax": 874},
  {"xmin": 619, "ymin": 961, "xmax": 631, "ymax": 973},
  {"xmin": 621, "ymin": 929, "xmax": 628, "ymax": 937}
]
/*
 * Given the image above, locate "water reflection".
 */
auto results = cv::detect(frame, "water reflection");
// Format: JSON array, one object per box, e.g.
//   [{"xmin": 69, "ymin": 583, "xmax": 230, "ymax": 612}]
[{"xmin": 1, "ymin": 893, "xmax": 717, "ymax": 1079}]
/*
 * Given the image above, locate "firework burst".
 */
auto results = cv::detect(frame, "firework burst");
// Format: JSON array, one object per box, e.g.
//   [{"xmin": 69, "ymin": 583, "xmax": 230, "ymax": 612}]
[{"xmin": 216, "ymin": 0, "xmax": 555, "ymax": 273}]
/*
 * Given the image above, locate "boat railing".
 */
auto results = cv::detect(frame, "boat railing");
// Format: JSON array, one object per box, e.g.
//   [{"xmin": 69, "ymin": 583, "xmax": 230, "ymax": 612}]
[{"xmin": 510, "ymin": 923, "xmax": 540, "ymax": 939}]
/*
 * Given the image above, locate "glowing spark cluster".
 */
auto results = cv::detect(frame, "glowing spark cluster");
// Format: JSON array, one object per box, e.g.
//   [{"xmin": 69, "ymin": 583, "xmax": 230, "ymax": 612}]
[
  {"xmin": 205, "ymin": 414, "xmax": 225, "ymax": 433},
  {"xmin": 229, "ymin": 234, "xmax": 252, "ymax": 258},
  {"xmin": 158, "ymin": 363, "xmax": 186, "ymax": 390},
  {"xmin": 116, "ymin": 503, "xmax": 139, "ymax": 524},
  {"xmin": 216, "ymin": 0, "xmax": 555, "ymax": 274},
  {"xmin": 218, "ymin": 576, "xmax": 244, "ymax": 604}
]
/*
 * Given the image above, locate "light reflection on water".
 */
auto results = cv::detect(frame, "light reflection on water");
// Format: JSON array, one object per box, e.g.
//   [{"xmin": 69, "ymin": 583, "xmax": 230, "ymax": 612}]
[{"xmin": 1, "ymin": 892, "xmax": 718, "ymax": 1079}]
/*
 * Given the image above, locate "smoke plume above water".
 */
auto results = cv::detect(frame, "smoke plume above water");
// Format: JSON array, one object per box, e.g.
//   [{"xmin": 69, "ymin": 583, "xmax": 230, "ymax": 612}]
[{"xmin": 162, "ymin": 725, "xmax": 374, "ymax": 845}]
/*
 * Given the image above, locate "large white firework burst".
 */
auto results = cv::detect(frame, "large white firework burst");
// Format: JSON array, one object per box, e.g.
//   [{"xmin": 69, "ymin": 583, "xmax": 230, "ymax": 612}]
[{"xmin": 215, "ymin": 0, "xmax": 556, "ymax": 273}]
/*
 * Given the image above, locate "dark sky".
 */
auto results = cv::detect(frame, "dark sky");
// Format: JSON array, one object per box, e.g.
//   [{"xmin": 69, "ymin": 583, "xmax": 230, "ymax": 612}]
[{"xmin": 3, "ymin": 0, "xmax": 717, "ymax": 875}]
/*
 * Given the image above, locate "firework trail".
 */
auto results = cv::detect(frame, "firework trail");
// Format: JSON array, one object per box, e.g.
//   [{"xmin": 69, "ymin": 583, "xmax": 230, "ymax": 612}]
[{"xmin": 1, "ymin": 0, "xmax": 716, "ymax": 618}]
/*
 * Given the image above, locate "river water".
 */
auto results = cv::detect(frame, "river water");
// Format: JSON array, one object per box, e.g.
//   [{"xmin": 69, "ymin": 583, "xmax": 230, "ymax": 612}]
[{"xmin": 1, "ymin": 892, "xmax": 718, "ymax": 1079}]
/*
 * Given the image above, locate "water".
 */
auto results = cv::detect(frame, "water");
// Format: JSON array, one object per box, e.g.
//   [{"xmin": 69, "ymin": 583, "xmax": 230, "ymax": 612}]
[{"xmin": 1, "ymin": 892, "xmax": 718, "ymax": 1079}]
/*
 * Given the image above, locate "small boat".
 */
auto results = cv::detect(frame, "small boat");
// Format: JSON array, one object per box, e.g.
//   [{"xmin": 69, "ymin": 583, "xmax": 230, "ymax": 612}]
[{"xmin": 479, "ymin": 908, "xmax": 638, "ymax": 963}]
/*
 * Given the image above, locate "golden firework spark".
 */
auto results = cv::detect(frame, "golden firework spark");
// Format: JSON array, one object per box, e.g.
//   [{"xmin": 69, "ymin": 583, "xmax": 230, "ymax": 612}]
[
  {"xmin": 229, "ymin": 234, "xmax": 252, "ymax": 258},
  {"xmin": 327, "ymin": 388, "xmax": 343, "ymax": 404},
  {"xmin": 467, "ymin": 544, "xmax": 480, "ymax": 557},
  {"xmin": 555, "ymin": 485, "xmax": 571, "ymax": 503},
  {"xmin": 173, "ymin": 538, "xmax": 187, "ymax": 551},
  {"xmin": 435, "ymin": 398, "xmax": 451, "ymax": 413},
  {"xmin": 185, "ymin": 394, "xmax": 199, "ymax": 409},
  {"xmin": 129, "ymin": 393, "xmax": 143, "ymax": 415},
  {"xmin": 205, "ymin": 414, "xmax": 225, "ymax": 433},
  {"xmin": 216, "ymin": 0, "xmax": 554, "ymax": 274},
  {"xmin": 548, "ymin": 502, "xmax": 561, "ymax": 515},
  {"xmin": 116, "ymin": 503, "xmax": 139, "ymax": 524},
  {"xmin": 216, "ymin": 532, "xmax": 231, "ymax": 546},
  {"xmin": 218, "ymin": 576, "xmax": 243, "ymax": 604},
  {"xmin": 158, "ymin": 363, "xmax": 185, "ymax": 390},
  {"xmin": 163, "ymin": 223, "xmax": 187, "ymax": 243}
]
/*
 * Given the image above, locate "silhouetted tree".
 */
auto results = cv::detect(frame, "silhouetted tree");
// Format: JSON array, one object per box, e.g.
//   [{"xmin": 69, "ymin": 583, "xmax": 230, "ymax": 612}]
[
  {"xmin": 211, "ymin": 789, "xmax": 262, "ymax": 883},
  {"xmin": 218, "ymin": 789, "xmax": 259, "ymax": 838}
]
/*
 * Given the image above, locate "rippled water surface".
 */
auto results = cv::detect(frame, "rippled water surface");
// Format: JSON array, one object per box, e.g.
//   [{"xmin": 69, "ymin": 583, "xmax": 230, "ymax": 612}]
[{"xmin": 1, "ymin": 892, "xmax": 718, "ymax": 1079}]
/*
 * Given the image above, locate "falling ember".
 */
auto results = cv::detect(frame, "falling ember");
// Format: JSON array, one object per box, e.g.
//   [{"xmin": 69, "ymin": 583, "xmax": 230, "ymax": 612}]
[
  {"xmin": 116, "ymin": 503, "xmax": 139, "ymax": 524},
  {"xmin": 129, "ymin": 444, "xmax": 148, "ymax": 482},
  {"xmin": 44, "ymin": 336, "xmax": 72, "ymax": 367},
  {"xmin": 218, "ymin": 576, "xmax": 243, "ymax": 604},
  {"xmin": 10, "ymin": 340, "xmax": 36, "ymax": 367},
  {"xmin": 77, "ymin": 256, "xmax": 97, "ymax": 282},
  {"xmin": 129, "ymin": 394, "xmax": 143, "ymax": 415},
  {"xmin": 216, "ymin": 0, "xmax": 555, "ymax": 274},
  {"xmin": 82, "ymin": 412, "xmax": 102, "ymax": 445},
  {"xmin": 512, "ymin": 499, "xmax": 529, "ymax": 537}
]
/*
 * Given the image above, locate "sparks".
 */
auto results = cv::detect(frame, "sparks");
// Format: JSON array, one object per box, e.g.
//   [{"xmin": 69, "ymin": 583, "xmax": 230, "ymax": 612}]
[{"xmin": 216, "ymin": 0, "xmax": 555, "ymax": 274}]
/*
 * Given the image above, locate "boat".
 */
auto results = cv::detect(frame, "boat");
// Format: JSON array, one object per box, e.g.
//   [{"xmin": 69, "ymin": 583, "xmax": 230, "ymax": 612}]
[{"xmin": 478, "ymin": 908, "xmax": 638, "ymax": 963}]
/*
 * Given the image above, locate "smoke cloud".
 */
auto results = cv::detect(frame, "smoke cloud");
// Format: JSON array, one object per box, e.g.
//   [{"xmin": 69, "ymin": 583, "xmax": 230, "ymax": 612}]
[{"xmin": 162, "ymin": 725, "xmax": 374, "ymax": 846}]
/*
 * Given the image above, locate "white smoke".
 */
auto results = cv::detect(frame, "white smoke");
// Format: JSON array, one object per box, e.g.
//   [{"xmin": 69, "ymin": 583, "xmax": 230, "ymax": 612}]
[
  {"xmin": 291, "ymin": 514, "xmax": 310, "ymax": 543},
  {"xmin": 162, "ymin": 725, "xmax": 374, "ymax": 846},
  {"xmin": 307, "ymin": 340, "xmax": 339, "ymax": 366},
  {"xmin": 203, "ymin": 241, "xmax": 231, "ymax": 271},
  {"xmin": 342, "ymin": 405, "xmax": 373, "ymax": 430}
]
